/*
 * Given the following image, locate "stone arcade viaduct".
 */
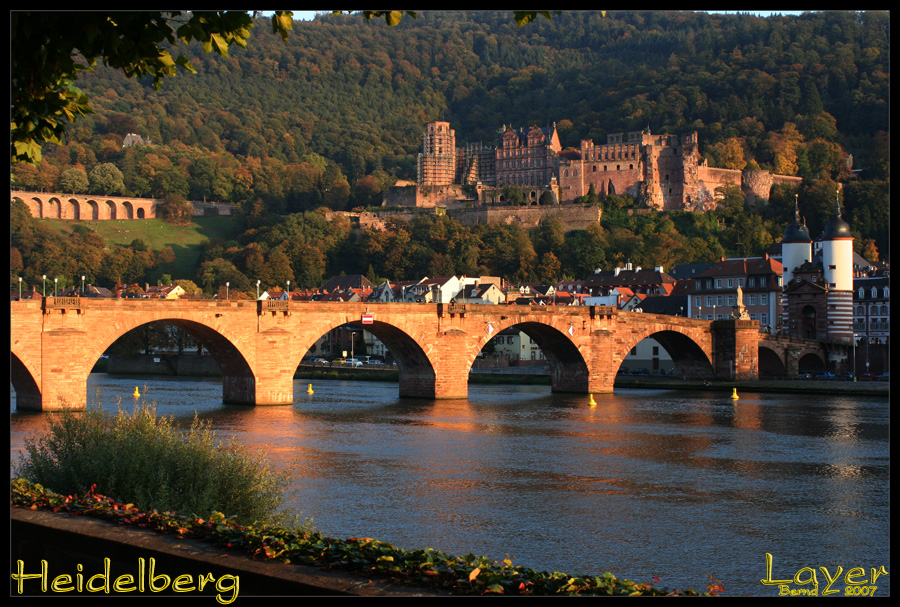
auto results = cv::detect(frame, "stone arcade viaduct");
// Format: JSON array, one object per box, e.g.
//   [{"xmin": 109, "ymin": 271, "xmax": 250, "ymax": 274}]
[
  {"xmin": 11, "ymin": 298, "xmax": 840, "ymax": 411},
  {"xmin": 11, "ymin": 190, "xmax": 238, "ymax": 220}
]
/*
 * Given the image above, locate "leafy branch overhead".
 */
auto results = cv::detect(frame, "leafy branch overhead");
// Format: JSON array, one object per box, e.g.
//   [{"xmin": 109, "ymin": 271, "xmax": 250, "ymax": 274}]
[
  {"xmin": 11, "ymin": 10, "xmax": 560, "ymax": 165},
  {"xmin": 11, "ymin": 11, "xmax": 292, "ymax": 164}
]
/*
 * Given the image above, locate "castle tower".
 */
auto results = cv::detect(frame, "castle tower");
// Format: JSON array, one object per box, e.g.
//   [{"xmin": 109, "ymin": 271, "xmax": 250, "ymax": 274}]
[
  {"xmin": 818, "ymin": 193, "xmax": 854, "ymax": 342},
  {"xmin": 417, "ymin": 121, "xmax": 456, "ymax": 186}
]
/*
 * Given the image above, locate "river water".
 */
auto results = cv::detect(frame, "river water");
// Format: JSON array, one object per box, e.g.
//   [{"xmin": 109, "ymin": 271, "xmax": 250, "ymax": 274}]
[{"xmin": 10, "ymin": 375, "xmax": 890, "ymax": 597}]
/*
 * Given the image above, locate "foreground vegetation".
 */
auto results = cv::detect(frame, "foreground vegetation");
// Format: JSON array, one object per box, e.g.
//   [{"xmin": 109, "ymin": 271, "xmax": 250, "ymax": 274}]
[
  {"xmin": 10, "ymin": 478, "xmax": 720, "ymax": 596},
  {"xmin": 11, "ymin": 404, "xmax": 721, "ymax": 595},
  {"xmin": 14, "ymin": 404, "xmax": 287, "ymax": 525}
]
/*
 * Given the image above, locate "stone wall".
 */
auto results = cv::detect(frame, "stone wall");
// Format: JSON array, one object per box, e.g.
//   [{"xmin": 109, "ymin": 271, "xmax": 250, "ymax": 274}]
[
  {"xmin": 383, "ymin": 184, "xmax": 474, "ymax": 208},
  {"xmin": 447, "ymin": 204, "xmax": 601, "ymax": 231}
]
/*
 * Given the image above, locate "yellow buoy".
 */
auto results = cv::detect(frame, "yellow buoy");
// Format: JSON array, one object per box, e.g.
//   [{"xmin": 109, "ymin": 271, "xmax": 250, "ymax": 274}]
[
  {"xmin": 133, "ymin": 386, "xmax": 140, "ymax": 398},
  {"xmin": 589, "ymin": 393, "xmax": 597, "ymax": 407},
  {"xmin": 307, "ymin": 383, "xmax": 314, "ymax": 394},
  {"xmin": 731, "ymin": 387, "xmax": 739, "ymax": 400}
]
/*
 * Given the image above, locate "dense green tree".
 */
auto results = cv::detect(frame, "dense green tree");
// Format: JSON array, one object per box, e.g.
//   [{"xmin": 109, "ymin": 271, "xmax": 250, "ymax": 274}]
[
  {"xmin": 88, "ymin": 162, "xmax": 126, "ymax": 195},
  {"xmin": 59, "ymin": 167, "xmax": 90, "ymax": 194},
  {"xmin": 156, "ymin": 193, "xmax": 194, "ymax": 225}
]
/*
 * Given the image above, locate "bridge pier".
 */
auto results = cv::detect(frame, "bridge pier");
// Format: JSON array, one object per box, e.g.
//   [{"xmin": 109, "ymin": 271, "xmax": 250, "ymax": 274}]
[
  {"xmin": 221, "ymin": 376, "xmax": 294, "ymax": 406},
  {"xmin": 711, "ymin": 319, "xmax": 760, "ymax": 381}
]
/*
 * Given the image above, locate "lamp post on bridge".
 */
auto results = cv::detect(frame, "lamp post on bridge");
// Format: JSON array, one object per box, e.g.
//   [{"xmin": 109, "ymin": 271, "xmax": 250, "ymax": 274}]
[
  {"xmin": 286, "ymin": 280, "xmax": 290, "ymax": 300},
  {"xmin": 226, "ymin": 282, "xmax": 229, "ymax": 300},
  {"xmin": 18, "ymin": 277, "xmax": 22, "ymax": 300},
  {"xmin": 54, "ymin": 277, "xmax": 58, "ymax": 298},
  {"xmin": 256, "ymin": 280, "xmax": 261, "ymax": 300},
  {"xmin": 81, "ymin": 275, "xmax": 85, "ymax": 297},
  {"xmin": 42, "ymin": 275, "xmax": 46, "ymax": 298}
]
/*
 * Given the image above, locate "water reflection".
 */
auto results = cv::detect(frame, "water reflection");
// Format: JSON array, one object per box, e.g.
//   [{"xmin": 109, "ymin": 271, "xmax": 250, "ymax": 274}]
[{"xmin": 10, "ymin": 375, "xmax": 889, "ymax": 597}]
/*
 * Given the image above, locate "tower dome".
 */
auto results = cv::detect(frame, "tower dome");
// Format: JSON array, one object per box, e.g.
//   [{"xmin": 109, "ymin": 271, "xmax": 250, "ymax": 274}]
[
  {"xmin": 782, "ymin": 198, "xmax": 811, "ymax": 243},
  {"xmin": 820, "ymin": 197, "xmax": 852, "ymax": 240},
  {"xmin": 780, "ymin": 195, "xmax": 812, "ymax": 288}
]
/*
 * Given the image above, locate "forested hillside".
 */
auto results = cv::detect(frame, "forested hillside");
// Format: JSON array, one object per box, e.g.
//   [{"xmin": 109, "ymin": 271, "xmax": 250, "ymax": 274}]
[{"xmin": 10, "ymin": 10, "xmax": 890, "ymax": 293}]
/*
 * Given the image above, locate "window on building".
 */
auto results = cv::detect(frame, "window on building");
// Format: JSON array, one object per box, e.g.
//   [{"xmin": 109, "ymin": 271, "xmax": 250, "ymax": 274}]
[
  {"xmin": 760, "ymin": 294, "xmax": 767, "ymax": 305},
  {"xmin": 715, "ymin": 279, "xmax": 722, "ymax": 289},
  {"xmin": 727, "ymin": 278, "xmax": 734, "ymax": 288}
]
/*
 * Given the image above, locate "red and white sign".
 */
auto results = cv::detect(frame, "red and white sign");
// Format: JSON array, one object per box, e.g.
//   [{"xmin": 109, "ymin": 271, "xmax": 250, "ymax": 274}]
[{"xmin": 362, "ymin": 313, "xmax": 374, "ymax": 325}]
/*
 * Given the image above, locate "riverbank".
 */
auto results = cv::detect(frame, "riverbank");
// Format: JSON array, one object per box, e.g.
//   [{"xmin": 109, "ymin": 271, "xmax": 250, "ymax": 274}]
[
  {"xmin": 102, "ymin": 357, "xmax": 888, "ymax": 397},
  {"xmin": 298, "ymin": 366, "xmax": 889, "ymax": 397}
]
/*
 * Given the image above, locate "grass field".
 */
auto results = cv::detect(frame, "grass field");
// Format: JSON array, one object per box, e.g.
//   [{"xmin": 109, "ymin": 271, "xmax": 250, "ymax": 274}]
[{"xmin": 40, "ymin": 215, "xmax": 243, "ymax": 280}]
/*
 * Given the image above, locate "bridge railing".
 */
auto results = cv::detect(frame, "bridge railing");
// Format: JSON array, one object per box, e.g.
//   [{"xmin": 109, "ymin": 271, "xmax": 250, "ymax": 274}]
[
  {"xmin": 259, "ymin": 299, "xmax": 290, "ymax": 314},
  {"xmin": 42, "ymin": 296, "xmax": 82, "ymax": 307}
]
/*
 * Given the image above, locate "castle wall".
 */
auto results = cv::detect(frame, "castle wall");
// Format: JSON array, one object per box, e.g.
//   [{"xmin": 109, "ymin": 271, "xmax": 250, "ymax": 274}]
[
  {"xmin": 384, "ymin": 184, "xmax": 474, "ymax": 208},
  {"xmin": 447, "ymin": 204, "xmax": 601, "ymax": 231}
]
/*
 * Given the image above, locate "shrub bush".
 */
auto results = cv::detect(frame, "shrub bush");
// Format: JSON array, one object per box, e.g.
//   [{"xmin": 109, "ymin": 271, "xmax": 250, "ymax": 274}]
[{"xmin": 15, "ymin": 403, "xmax": 288, "ymax": 524}]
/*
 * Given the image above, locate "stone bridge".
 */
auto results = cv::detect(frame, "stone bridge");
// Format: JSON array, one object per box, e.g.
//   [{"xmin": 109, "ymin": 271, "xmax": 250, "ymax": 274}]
[{"xmin": 11, "ymin": 298, "xmax": 837, "ymax": 411}]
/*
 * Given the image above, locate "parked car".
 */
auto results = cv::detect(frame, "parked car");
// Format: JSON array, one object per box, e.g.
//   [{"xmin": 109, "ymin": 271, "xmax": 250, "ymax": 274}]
[
  {"xmin": 630, "ymin": 368, "xmax": 650, "ymax": 375},
  {"xmin": 876, "ymin": 372, "xmax": 889, "ymax": 382},
  {"xmin": 836, "ymin": 372, "xmax": 855, "ymax": 381},
  {"xmin": 311, "ymin": 357, "xmax": 328, "ymax": 365},
  {"xmin": 857, "ymin": 373, "xmax": 877, "ymax": 381},
  {"xmin": 344, "ymin": 358, "xmax": 364, "ymax": 367},
  {"xmin": 815, "ymin": 371, "xmax": 835, "ymax": 380},
  {"xmin": 796, "ymin": 372, "xmax": 812, "ymax": 379}
]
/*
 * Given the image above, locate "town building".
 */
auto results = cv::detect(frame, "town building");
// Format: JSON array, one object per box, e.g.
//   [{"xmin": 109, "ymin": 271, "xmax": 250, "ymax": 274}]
[
  {"xmin": 581, "ymin": 265, "xmax": 677, "ymax": 306},
  {"xmin": 853, "ymin": 276, "xmax": 890, "ymax": 344},
  {"xmin": 682, "ymin": 256, "xmax": 783, "ymax": 331}
]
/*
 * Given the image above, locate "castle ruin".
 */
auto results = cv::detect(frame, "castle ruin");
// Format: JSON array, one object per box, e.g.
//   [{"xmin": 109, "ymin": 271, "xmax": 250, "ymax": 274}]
[{"xmin": 411, "ymin": 121, "xmax": 802, "ymax": 211}]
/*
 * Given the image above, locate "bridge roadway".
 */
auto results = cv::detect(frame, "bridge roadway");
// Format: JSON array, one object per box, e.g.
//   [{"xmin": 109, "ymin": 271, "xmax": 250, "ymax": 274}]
[{"xmin": 11, "ymin": 297, "xmax": 832, "ymax": 411}]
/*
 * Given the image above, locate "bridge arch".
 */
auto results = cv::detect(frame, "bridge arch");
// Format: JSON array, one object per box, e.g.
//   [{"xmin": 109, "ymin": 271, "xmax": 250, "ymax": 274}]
[
  {"xmin": 14, "ymin": 195, "xmax": 42, "ymax": 218},
  {"xmin": 100, "ymin": 318, "xmax": 259, "ymax": 405},
  {"xmin": 45, "ymin": 197, "xmax": 61, "ymax": 218},
  {"xmin": 758, "ymin": 346, "xmax": 788, "ymax": 378},
  {"xmin": 292, "ymin": 318, "xmax": 438, "ymax": 399},
  {"xmin": 64, "ymin": 198, "xmax": 80, "ymax": 220},
  {"xmin": 617, "ymin": 326, "xmax": 715, "ymax": 380},
  {"xmin": 797, "ymin": 352, "xmax": 826, "ymax": 374},
  {"xmin": 476, "ymin": 319, "xmax": 591, "ymax": 393},
  {"xmin": 10, "ymin": 351, "xmax": 42, "ymax": 410},
  {"xmin": 86, "ymin": 199, "xmax": 100, "ymax": 220}
]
